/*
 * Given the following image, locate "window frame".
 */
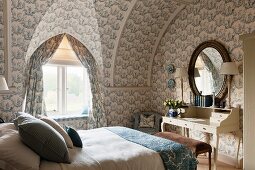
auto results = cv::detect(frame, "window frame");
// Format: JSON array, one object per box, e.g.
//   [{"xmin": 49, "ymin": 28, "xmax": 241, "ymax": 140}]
[{"xmin": 43, "ymin": 64, "xmax": 91, "ymax": 117}]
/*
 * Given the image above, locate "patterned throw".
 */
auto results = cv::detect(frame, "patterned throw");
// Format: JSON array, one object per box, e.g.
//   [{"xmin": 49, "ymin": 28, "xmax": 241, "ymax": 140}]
[{"xmin": 106, "ymin": 127, "xmax": 197, "ymax": 170}]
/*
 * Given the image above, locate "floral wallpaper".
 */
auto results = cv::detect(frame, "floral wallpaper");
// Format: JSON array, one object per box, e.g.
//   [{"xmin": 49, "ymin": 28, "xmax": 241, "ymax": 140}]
[
  {"xmin": 0, "ymin": 0, "xmax": 254, "ymax": 162},
  {"xmin": 0, "ymin": 0, "xmax": 4, "ymax": 75},
  {"xmin": 151, "ymin": 0, "xmax": 255, "ymax": 158},
  {"xmin": 113, "ymin": 0, "xmax": 182, "ymax": 86},
  {"xmin": 105, "ymin": 88, "xmax": 152, "ymax": 127}
]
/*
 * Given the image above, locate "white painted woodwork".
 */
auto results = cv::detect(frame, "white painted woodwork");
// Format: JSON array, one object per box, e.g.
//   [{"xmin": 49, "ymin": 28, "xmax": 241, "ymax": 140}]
[
  {"xmin": 161, "ymin": 106, "xmax": 240, "ymax": 170},
  {"xmin": 240, "ymin": 32, "xmax": 255, "ymax": 170}
]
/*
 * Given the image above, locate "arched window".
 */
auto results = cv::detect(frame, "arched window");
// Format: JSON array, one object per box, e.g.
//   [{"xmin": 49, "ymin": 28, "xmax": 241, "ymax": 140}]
[
  {"xmin": 25, "ymin": 33, "xmax": 106, "ymax": 128},
  {"xmin": 42, "ymin": 35, "xmax": 92, "ymax": 117}
]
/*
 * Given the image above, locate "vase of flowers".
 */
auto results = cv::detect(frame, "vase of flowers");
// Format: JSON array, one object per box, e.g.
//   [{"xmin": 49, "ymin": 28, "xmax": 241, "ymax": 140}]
[{"xmin": 163, "ymin": 99, "xmax": 183, "ymax": 117}]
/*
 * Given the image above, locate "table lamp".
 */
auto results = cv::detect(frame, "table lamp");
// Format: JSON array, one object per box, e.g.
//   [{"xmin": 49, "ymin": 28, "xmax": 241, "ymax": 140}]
[
  {"xmin": 0, "ymin": 76, "xmax": 9, "ymax": 91},
  {"xmin": 175, "ymin": 68, "xmax": 188, "ymax": 103},
  {"xmin": 219, "ymin": 62, "xmax": 238, "ymax": 108}
]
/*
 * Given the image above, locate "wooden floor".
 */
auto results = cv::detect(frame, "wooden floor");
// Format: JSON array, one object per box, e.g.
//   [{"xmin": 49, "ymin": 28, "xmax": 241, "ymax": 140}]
[{"xmin": 197, "ymin": 156, "xmax": 242, "ymax": 170}]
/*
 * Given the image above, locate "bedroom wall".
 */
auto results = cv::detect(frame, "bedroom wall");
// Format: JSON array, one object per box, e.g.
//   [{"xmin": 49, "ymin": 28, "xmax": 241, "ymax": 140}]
[
  {"xmin": 0, "ymin": 0, "xmax": 186, "ymax": 128},
  {"xmin": 0, "ymin": 0, "xmax": 254, "ymax": 160},
  {"xmin": 0, "ymin": 0, "xmax": 4, "ymax": 75},
  {"xmin": 152, "ymin": 0, "xmax": 255, "ymax": 160}
]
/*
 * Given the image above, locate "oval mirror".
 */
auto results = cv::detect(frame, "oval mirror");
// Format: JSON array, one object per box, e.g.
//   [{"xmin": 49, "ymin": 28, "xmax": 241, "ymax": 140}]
[{"xmin": 188, "ymin": 40, "xmax": 231, "ymax": 102}]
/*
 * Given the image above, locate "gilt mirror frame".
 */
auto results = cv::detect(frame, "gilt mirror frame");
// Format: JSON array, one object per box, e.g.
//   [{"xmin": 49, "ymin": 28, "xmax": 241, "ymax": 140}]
[{"xmin": 188, "ymin": 40, "xmax": 231, "ymax": 102}]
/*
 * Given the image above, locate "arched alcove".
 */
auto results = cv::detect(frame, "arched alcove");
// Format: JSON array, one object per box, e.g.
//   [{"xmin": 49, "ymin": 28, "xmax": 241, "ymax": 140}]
[
  {"xmin": 25, "ymin": 0, "xmax": 103, "ymax": 71},
  {"xmin": 25, "ymin": 33, "xmax": 106, "ymax": 128}
]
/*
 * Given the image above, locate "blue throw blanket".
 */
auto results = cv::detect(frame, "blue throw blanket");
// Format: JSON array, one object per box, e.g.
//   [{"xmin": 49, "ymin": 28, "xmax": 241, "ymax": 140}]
[{"xmin": 106, "ymin": 127, "xmax": 197, "ymax": 170}]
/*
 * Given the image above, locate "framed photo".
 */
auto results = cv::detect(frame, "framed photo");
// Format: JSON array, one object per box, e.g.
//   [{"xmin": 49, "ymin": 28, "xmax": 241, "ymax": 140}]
[
  {"xmin": 167, "ymin": 79, "xmax": 175, "ymax": 89},
  {"xmin": 167, "ymin": 64, "xmax": 175, "ymax": 74}
]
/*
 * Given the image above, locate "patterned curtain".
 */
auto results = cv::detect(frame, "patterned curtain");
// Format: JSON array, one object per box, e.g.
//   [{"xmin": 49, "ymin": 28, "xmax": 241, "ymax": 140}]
[
  {"xmin": 199, "ymin": 52, "xmax": 218, "ymax": 92},
  {"xmin": 24, "ymin": 34, "xmax": 64, "ymax": 116},
  {"xmin": 66, "ymin": 34, "xmax": 107, "ymax": 128}
]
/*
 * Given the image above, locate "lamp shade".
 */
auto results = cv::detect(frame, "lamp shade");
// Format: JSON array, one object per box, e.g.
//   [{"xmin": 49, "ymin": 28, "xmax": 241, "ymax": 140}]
[
  {"xmin": 219, "ymin": 62, "xmax": 239, "ymax": 75},
  {"xmin": 0, "ymin": 76, "xmax": 9, "ymax": 90},
  {"xmin": 175, "ymin": 68, "xmax": 188, "ymax": 78},
  {"xmin": 194, "ymin": 68, "xmax": 200, "ymax": 77}
]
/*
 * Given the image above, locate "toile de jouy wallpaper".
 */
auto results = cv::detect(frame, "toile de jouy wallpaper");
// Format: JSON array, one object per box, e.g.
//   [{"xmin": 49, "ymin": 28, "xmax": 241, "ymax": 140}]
[{"xmin": 1, "ymin": 0, "xmax": 255, "ymax": 161}]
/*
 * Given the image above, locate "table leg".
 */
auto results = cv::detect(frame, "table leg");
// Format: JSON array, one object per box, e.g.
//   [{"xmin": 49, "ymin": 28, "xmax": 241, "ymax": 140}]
[
  {"xmin": 205, "ymin": 132, "xmax": 210, "ymax": 144},
  {"xmin": 186, "ymin": 128, "xmax": 189, "ymax": 138},
  {"xmin": 235, "ymin": 130, "xmax": 241, "ymax": 168},
  {"xmin": 161, "ymin": 122, "xmax": 166, "ymax": 132},
  {"xmin": 213, "ymin": 134, "xmax": 219, "ymax": 170},
  {"xmin": 181, "ymin": 127, "xmax": 186, "ymax": 136}
]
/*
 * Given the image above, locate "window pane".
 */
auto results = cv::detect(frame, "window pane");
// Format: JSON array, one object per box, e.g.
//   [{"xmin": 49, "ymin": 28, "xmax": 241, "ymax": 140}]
[
  {"xmin": 66, "ymin": 66, "xmax": 90, "ymax": 115},
  {"xmin": 43, "ymin": 65, "xmax": 58, "ymax": 115}
]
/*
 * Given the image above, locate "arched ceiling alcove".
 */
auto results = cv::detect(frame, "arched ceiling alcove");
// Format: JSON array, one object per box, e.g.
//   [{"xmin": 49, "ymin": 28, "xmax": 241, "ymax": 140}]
[
  {"xmin": 112, "ymin": 0, "xmax": 189, "ymax": 87},
  {"xmin": 26, "ymin": 0, "xmax": 102, "ymax": 67},
  {"xmin": 12, "ymin": 0, "xmax": 192, "ymax": 90}
]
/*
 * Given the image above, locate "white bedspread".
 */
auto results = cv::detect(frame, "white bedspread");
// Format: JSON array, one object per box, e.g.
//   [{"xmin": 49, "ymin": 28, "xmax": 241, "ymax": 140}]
[{"xmin": 40, "ymin": 128, "xmax": 164, "ymax": 170}]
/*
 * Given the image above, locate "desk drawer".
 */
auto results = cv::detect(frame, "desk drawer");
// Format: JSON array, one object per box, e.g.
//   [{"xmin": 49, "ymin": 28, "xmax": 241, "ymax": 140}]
[
  {"xmin": 178, "ymin": 120, "xmax": 193, "ymax": 129},
  {"xmin": 211, "ymin": 112, "xmax": 229, "ymax": 119},
  {"xmin": 194, "ymin": 124, "xmax": 216, "ymax": 133},
  {"xmin": 162, "ymin": 117, "xmax": 179, "ymax": 126}
]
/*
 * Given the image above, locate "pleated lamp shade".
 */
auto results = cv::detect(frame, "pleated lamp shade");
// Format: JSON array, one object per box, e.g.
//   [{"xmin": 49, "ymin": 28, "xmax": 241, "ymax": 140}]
[
  {"xmin": 0, "ymin": 76, "xmax": 9, "ymax": 90},
  {"xmin": 220, "ymin": 62, "xmax": 239, "ymax": 75}
]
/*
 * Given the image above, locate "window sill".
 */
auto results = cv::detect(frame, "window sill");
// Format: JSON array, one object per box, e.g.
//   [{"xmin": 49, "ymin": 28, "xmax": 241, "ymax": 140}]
[{"xmin": 50, "ymin": 114, "xmax": 88, "ymax": 121}]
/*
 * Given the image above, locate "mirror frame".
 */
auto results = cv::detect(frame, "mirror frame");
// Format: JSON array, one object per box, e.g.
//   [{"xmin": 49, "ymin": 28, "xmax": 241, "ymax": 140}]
[{"xmin": 188, "ymin": 40, "xmax": 231, "ymax": 102}]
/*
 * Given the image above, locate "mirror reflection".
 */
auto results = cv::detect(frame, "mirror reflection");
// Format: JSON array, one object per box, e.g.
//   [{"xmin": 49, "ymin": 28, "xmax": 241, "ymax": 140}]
[{"xmin": 194, "ymin": 47, "xmax": 223, "ymax": 95}]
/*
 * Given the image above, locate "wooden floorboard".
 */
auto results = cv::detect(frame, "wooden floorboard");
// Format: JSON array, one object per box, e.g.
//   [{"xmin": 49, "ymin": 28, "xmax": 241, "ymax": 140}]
[{"xmin": 197, "ymin": 155, "xmax": 242, "ymax": 170}]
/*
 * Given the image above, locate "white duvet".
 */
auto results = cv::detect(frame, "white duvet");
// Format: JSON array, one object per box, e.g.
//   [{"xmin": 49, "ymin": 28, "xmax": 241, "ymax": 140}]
[{"xmin": 40, "ymin": 128, "xmax": 165, "ymax": 170}]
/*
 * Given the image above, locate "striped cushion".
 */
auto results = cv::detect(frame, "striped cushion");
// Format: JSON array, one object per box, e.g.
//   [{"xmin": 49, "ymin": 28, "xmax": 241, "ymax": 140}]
[
  {"xmin": 39, "ymin": 116, "xmax": 73, "ymax": 148},
  {"xmin": 14, "ymin": 116, "xmax": 70, "ymax": 163}
]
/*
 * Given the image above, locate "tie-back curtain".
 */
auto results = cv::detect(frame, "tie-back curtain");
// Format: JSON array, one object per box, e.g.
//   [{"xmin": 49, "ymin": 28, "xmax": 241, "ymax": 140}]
[
  {"xmin": 66, "ymin": 34, "xmax": 107, "ymax": 128},
  {"xmin": 24, "ymin": 34, "xmax": 64, "ymax": 116}
]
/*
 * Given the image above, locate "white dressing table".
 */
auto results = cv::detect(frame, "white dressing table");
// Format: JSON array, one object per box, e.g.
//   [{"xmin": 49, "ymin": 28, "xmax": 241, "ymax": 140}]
[{"xmin": 161, "ymin": 106, "xmax": 240, "ymax": 170}]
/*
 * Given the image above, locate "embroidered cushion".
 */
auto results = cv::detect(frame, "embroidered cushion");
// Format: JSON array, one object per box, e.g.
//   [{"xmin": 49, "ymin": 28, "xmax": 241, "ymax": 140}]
[{"xmin": 139, "ymin": 114, "xmax": 155, "ymax": 128}]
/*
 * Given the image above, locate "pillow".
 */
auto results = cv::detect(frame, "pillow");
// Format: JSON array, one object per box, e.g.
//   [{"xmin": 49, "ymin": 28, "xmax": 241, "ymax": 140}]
[
  {"xmin": 0, "ymin": 128, "xmax": 40, "ymax": 170},
  {"xmin": 39, "ymin": 116, "xmax": 73, "ymax": 148},
  {"xmin": 0, "ymin": 123, "xmax": 16, "ymax": 130},
  {"xmin": 13, "ymin": 112, "xmax": 35, "ymax": 129},
  {"xmin": 139, "ymin": 114, "xmax": 155, "ymax": 128},
  {"xmin": 14, "ymin": 112, "xmax": 35, "ymax": 118},
  {"xmin": 14, "ymin": 115, "xmax": 70, "ymax": 163},
  {"xmin": 65, "ymin": 126, "xmax": 83, "ymax": 148}
]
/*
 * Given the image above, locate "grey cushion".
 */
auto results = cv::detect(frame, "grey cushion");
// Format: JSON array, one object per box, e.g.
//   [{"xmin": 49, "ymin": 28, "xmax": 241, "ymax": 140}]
[
  {"xmin": 14, "ymin": 115, "xmax": 70, "ymax": 163},
  {"xmin": 13, "ymin": 112, "xmax": 35, "ymax": 129}
]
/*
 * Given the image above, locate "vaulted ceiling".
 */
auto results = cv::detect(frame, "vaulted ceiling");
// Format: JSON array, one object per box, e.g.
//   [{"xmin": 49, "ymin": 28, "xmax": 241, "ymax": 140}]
[{"xmin": 13, "ymin": 0, "xmax": 191, "ymax": 89}]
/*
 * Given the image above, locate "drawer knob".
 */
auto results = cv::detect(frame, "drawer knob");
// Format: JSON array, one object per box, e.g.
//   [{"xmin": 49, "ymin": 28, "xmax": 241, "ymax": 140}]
[{"xmin": 203, "ymin": 127, "xmax": 206, "ymax": 130}]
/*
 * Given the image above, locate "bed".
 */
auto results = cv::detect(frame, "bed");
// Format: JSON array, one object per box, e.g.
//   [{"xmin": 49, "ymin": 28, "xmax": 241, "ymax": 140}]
[
  {"xmin": 0, "ymin": 116, "xmax": 197, "ymax": 170},
  {"xmin": 40, "ymin": 127, "xmax": 197, "ymax": 170}
]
